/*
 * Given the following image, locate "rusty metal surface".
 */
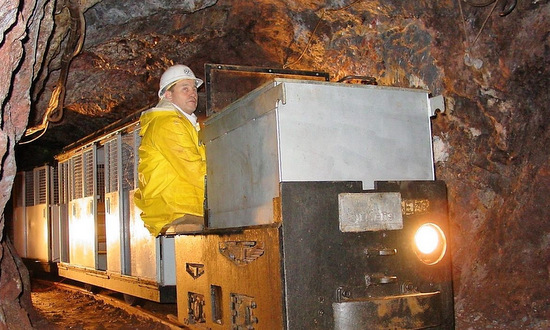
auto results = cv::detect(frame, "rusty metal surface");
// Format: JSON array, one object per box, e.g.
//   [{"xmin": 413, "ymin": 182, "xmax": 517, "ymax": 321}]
[
  {"xmin": 333, "ymin": 292, "xmax": 442, "ymax": 329},
  {"xmin": 279, "ymin": 181, "xmax": 454, "ymax": 329}
]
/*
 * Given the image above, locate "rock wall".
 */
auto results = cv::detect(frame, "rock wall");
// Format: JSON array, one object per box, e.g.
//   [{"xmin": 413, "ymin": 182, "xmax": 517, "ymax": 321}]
[
  {"xmin": 428, "ymin": 2, "xmax": 550, "ymax": 327},
  {"xmin": 0, "ymin": 0, "xmax": 54, "ymax": 327}
]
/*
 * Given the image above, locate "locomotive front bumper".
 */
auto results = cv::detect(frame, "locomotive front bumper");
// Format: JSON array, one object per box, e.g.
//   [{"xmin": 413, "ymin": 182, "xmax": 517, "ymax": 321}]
[{"xmin": 333, "ymin": 291, "xmax": 442, "ymax": 329}]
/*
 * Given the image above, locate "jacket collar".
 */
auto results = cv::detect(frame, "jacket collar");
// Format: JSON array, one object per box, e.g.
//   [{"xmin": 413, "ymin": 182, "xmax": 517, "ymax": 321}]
[{"xmin": 152, "ymin": 99, "xmax": 198, "ymax": 128}]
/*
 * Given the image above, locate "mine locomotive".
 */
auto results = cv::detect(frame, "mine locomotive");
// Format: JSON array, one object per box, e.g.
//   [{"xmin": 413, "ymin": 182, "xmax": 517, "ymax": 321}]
[{"xmin": 11, "ymin": 65, "xmax": 454, "ymax": 329}]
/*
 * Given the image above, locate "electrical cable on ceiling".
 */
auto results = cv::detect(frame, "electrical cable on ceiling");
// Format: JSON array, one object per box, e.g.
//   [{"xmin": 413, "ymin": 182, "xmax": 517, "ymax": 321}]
[
  {"xmin": 22, "ymin": 0, "xmax": 85, "ymax": 143},
  {"xmin": 464, "ymin": 0, "xmax": 516, "ymax": 16},
  {"xmin": 19, "ymin": 122, "xmax": 49, "ymax": 145},
  {"xmin": 458, "ymin": 0, "xmax": 517, "ymax": 53}
]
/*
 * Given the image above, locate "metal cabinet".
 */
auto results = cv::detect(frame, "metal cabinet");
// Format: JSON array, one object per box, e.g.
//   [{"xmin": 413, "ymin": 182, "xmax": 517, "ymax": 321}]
[{"xmin": 203, "ymin": 79, "xmax": 441, "ymax": 229}]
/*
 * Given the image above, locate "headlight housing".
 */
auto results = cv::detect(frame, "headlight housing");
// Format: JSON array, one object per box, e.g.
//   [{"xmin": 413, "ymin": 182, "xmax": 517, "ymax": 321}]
[{"xmin": 413, "ymin": 223, "xmax": 447, "ymax": 265}]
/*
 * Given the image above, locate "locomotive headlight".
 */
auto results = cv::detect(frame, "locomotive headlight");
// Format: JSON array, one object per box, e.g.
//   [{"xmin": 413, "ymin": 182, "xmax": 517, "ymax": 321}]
[{"xmin": 414, "ymin": 223, "xmax": 447, "ymax": 265}]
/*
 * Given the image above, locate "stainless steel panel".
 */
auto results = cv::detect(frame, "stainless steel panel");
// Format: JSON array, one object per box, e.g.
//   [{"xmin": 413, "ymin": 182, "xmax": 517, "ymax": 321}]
[
  {"xmin": 105, "ymin": 191, "xmax": 122, "ymax": 272},
  {"xmin": 59, "ymin": 204, "xmax": 69, "ymax": 263},
  {"xmin": 26, "ymin": 204, "xmax": 49, "ymax": 261},
  {"xmin": 58, "ymin": 162, "xmax": 70, "ymax": 263},
  {"xmin": 103, "ymin": 109, "xmax": 121, "ymax": 274},
  {"xmin": 12, "ymin": 172, "xmax": 27, "ymax": 257},
  {"xmin": 13, "ymin": 206, "xmax": 27, "ymax": 257},
  {"xmin": 24, "ymin": 166, "xmax": 52, "ymax": 262},
  {"xmin": 158, "ymin": 236, "xmax": 176, "ymax": 285},
  {"xmin": 202, "ymin": 81, "xmax": 284, "ymax": 142},
  {"xmin": 36, "ymin": 167, "xmax": 48, "ymax": 204},
  {"xmin": 128, "ymin": 189, "xmax": 157, "ymax": 281},
  {"xmin": 203, "ymin": 79, "xmax": 436, "ymax": 228},
  {"xmin": 121, "ymin": 129, "xmax": 138, "ymax": 275},
  {"xmin": 277, "ymin": 80, "xmax": 434, "ymax": 188},
  {"xmin": 205, "ymin": 109, "xmax": 280, "ymax": 228},
  {"xmin": 68, "ymin": 197, "xmax": 96, "ymax": 268},
  {"xmin": 50, "ymin": 205, "xmax": 61, "ymax": 262}
]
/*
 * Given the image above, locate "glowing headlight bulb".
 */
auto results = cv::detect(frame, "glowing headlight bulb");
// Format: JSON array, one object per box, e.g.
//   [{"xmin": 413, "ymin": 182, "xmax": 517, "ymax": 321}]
[
  {"xmin": 415, "ymin": 224, "xmax": 439, "ymax": 254},
  {"xmin": 413, "ymin": 223, "xmax": 447, "ymax": 265}
]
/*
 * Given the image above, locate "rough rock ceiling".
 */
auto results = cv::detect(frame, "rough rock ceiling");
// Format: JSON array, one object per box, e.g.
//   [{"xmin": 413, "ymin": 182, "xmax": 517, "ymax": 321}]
[
  {"xmin": 20, "ymin": 0, "xmax": 452, "ymax": 167},
  {"xmin": 2, "ymin": 0, "xmax": 549, "ymax": 328}
]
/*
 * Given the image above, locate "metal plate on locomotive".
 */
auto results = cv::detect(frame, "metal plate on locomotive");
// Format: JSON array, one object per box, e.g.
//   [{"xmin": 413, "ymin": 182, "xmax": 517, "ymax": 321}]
[{"xmin": 338, "ymin": 192, "xmax": 403, "ymax": 232}]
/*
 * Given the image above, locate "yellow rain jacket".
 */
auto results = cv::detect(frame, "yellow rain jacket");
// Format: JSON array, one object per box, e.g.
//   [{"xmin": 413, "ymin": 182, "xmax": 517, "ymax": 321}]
[{"xmin": 134, "ymin": 99, "xmax": 206, "ymax": 236}]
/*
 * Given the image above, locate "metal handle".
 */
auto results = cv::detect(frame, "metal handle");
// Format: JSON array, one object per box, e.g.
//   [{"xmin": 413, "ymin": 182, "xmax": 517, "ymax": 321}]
[
  {"xmin": 337, "ymin": 75, "xmax": 377, "ymax": 85},
  {"xmin": 365, "ymin": 248, "xmax": 397, "ymax": 256},
  {"xmin": 365, "ymin": 274, "xmax": 398, "ymax": 287}
]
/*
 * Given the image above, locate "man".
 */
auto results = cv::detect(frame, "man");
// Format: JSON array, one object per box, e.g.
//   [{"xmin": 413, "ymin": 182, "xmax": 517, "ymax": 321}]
[{"xmin": 134, "ymin": 64, "xmax": 206, "ymax": 236}]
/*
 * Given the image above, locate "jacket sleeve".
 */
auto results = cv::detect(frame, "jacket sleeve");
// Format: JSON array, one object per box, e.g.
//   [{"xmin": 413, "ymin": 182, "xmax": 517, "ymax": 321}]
[{"xmin": 151, "ymin": 116, "xmax": 206, "ymax": 190}]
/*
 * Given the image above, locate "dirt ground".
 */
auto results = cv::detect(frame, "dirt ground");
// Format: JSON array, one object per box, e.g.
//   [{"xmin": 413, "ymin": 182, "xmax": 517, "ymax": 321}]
[{"xmin": 30, "ymin": 280, "xmax": 179, "ymax": 329}]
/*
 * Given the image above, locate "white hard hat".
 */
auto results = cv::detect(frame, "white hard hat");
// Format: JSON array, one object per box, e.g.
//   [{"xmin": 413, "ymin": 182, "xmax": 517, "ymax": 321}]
[{"xmin": 158, "ymin": 64, "xmax": 203, "ymax": 98}]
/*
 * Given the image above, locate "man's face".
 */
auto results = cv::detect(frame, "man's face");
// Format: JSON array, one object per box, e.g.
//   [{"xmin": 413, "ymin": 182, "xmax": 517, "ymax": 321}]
[{"xmin": 165, "ymin": 79, "xmax": 198, "ymax": 115}]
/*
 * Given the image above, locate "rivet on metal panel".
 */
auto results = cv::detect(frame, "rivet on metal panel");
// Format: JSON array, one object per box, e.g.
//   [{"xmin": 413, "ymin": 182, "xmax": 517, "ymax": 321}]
[{"xmin": 335, "ymin": 287, "xmax": 352, "ymax": 303}]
